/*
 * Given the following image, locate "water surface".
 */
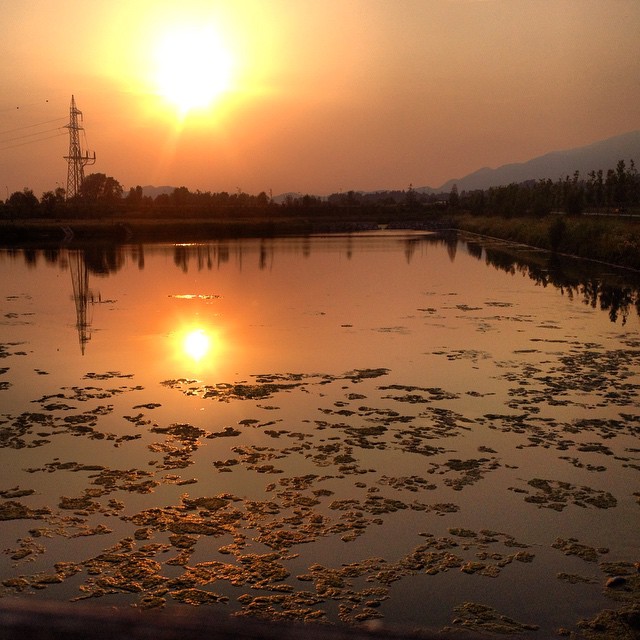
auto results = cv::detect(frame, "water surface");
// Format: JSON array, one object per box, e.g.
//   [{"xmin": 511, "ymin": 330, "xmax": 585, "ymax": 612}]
[{"xmin": 1, "ymin": 231, "xmax": 638, "ymax": 636}]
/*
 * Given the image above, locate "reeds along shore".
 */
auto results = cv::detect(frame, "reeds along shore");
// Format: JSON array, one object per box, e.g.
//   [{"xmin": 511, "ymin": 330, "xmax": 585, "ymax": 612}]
[{"xmin": 453, "ymin": 213, "xmax": 640, "ymax": 271}]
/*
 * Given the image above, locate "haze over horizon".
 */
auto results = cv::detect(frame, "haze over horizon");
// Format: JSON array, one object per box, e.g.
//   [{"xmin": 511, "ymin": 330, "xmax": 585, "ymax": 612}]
[{"xmin": 1, "ymin": 0, "xmax": 639, "ymax": 199}]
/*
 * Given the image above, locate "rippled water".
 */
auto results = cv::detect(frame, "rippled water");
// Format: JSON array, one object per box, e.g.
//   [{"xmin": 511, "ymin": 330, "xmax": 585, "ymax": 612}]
[{"xmin": 1, "ymin": 231, "xmax": 638, "ymax": 636}]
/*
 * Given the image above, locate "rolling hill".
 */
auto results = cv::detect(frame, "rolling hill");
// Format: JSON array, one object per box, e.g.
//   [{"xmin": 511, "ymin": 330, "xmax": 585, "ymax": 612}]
[{"xmin": 420, "ymin": 129, "xmax": 640, "ymax": 194}]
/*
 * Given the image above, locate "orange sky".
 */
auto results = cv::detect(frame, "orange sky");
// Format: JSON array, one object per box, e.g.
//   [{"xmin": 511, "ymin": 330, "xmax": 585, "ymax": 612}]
[{"xmin": 1, "ymin": 0, "xmax": 639, "ymax": 198}]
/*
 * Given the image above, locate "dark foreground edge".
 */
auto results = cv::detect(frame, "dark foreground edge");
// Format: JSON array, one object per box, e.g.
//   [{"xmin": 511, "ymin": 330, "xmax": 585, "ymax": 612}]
[{"xmin": 0, "ymin": 598, "xmax": 489, "ymax": 640}]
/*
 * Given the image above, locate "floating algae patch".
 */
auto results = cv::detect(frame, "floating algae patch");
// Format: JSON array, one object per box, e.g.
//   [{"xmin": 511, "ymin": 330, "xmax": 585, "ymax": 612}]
[
  {"xmin": 86, "ymin": 468, "xmax": 159, "ymax": 495},
  {"xmin": 599, "ymin": 561, "xmax": 640, "ymax": 605},
  {"xmin": 445, "ymin": 602, "xmax": 539, "ymax": 634},
  {"xmin": 499, "ymin": 345, "xmax": 640, "ymax": 411},
  {"xmin": 440, "ymin": 457, "xmax": 501, "ymax": 491},
  {"xmin": 558, "ymin": 561, "xmax": 640, "ymax": 638},
  {"xmin": 84, "ymin": 371, "xmax": 135, "ymax": 381},
  {"xmin": 168, "ymin": 294, "xmax": 222, "ymax": 300},
  {"xmin": 0, "ymin": 412, "xmax": 58, "ymax": 449},
  {"xmin": 0, "ymin": 487, "xmax": 35, "ymax": 499},
  {"xmin": 148, "ymin": 423, "xmax": 208, "ymax": 470},
  {"xmin": 162, "ymin": 377, "xmax": 305, "ymax": 401},
  {"xmin": 161, "ymin": 370, "xmax": 391, "ymax": 403},
  {"xmin": 511, "ymin": 478, "xmax": 617, "ymax": 511},
  {"xmin": 552, "ymin": 538, "xmax": 609, "ymax": 563},
  {"xmin": 571, "ymin": 605, "xmax": 640, "ymax": 640},
  {"xmin": 0, "ymin": 342, "xmax": 28, "ymax": 359},
  {"xmin": 0, "ymin": 500, "xmax": 51, "ymax": 521},
  {"xmin": 170, "ymin": 588, "xmax": 229, "ymax": 605}
]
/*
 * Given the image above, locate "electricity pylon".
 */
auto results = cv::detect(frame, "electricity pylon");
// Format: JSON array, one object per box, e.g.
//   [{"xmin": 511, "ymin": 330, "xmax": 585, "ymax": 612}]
[{"xmin": 64, "ymin": 95, "xmax": 95, "ymax": 199}]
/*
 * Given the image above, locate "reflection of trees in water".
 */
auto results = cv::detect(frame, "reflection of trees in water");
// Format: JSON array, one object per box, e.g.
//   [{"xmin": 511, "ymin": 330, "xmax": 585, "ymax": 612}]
[
  {"xmin": 130, "ymin": 245, "xmax": 145, "ymax": 270},
  {"xmin": 465, "ymin": 241, "xmax": 483, "ymax": 261},
  {"xmin": 446, "ymin": 236, "xmax": 457, "ymax": 263},
  {"xmin": 580, "ymin": 280, "xmax": 639, "ymax": 324},
  {"xmin": 5, "ymin": 245, "xmax": 124, "ymax": 276},
  {"xmin": 83, "ymin": 245, "xmax": 124, "ymax": 275},
  {"xmin": 3, "ymin": 232, "xmax": 639, "ymax": 325},
  {"xmin": 403, "ymin": 238, "xmax": 419, "ymax": 264},
  {"xmin": 420, "ymin": 231, "xmax": 459, "ymax": 263},
  {"xmin": 403, "ymin": 232, "xmax": 459, "ymax": 264},
  {"xmin": 174, "ymin": 243, "xmax": 247, "ymax": 273},
  {"xmin": 479, "ymin": 245, "xmax": 640, "ymax": 325},
  {"xmin": 43, "ymin": 248, "xmax": 60, "ymax": 265},
  {"xmin": 23, "ymin": 249, "xmax": 37, "ymax": 266}
]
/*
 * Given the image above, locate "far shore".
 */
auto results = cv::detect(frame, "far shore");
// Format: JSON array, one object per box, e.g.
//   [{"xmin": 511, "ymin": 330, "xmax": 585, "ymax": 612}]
[
  {"xmin": 1, "ymin": 211, "xmax": 639, "ymax": 272},
  {"xmin": 0, "ymin": 211, "xmax": 449, "ymax": 245}
]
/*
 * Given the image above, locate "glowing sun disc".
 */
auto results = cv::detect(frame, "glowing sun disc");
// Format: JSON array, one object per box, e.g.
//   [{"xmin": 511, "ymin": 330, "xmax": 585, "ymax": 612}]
[
  {"xmin": 184, "ymin": 329, "xmax": 211, "ymax": 361},
  {"xmin": 153, "ymin": 25, "xmax": 233, "ymax": 114}
]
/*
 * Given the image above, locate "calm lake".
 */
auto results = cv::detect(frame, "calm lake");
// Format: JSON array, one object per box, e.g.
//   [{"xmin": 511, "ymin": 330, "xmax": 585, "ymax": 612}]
[{"xmin": 1, "ymin": 230, "xmax": 638, "ymax": 636}]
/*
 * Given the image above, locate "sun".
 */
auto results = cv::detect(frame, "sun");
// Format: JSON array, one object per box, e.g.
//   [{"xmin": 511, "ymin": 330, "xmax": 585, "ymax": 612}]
[{"xmin": 152, "ymin": 24, "xmax": 234, "ymax": 116}]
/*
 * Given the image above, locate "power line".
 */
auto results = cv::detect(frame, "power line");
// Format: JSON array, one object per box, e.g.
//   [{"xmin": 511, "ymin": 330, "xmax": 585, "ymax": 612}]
[
  {"xmin": 0, "ymin": 131, "xmax": 67, "ymax": 152},
  {"xmin": 0, "ymin": 125, "xmax": 66, "ymax": 145},
  {"xmin": 0, "ymin": 116, "xmax": 67, "ymax": 137}
]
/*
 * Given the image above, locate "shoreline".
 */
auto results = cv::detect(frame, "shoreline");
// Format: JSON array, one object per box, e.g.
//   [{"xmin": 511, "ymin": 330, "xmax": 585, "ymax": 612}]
[{"xmin": 1, "ymin": 212, "xmax": 639, "ymax": 272}]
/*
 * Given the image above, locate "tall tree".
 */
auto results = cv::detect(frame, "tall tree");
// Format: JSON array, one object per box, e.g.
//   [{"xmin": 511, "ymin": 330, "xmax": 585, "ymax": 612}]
[
  {"xmin": 79, "ymin": 173, "xmax": 123, "ymax": 202},
  {"xmin": 7, "ymin": 188, "xmax": 39, "ymax": 218}
]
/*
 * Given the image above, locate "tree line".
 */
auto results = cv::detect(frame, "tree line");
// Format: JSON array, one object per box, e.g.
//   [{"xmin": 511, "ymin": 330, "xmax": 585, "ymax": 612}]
[
  {"xmin": 456, "ymin": 159, "xmax": 640, "ymax": 217},
  {"xmin": 1, "ymin": 159, "xmax": 638, "ymax": 220}
]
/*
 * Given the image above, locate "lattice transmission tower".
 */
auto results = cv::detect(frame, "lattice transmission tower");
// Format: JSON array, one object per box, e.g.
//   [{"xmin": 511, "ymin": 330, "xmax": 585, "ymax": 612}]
[{"xmin": 64, "ymin": 95, "xmax": 96, "ymax": 199}]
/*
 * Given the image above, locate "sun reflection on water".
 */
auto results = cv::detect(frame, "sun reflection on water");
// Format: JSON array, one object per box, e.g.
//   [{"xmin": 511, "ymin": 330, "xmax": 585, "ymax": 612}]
[
  {"xmin": 171, "ymin": 325, "xmax": 223, "ymax": 373},
  {"xmin": 184, "ymin": 329, "xmax": 211, "ymax": 362}
]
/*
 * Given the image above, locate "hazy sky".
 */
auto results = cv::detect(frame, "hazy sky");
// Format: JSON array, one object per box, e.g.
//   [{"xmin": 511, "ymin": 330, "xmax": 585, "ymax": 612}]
[{"xmin": 1, "ymin": 0, "xmax": 639, "ymax": 197}]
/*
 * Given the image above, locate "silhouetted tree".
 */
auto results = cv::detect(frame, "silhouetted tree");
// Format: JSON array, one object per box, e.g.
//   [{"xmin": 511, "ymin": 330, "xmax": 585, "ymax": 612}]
[
  {"xmin": 405, "ymin": 183, "xmax": 418, "ymax": 209},
  {"xmin": 256, "ymin": 191, "xmax": 270, "ymax": 207},
  {"xmin": 171, "ymin": 186, "xmax": 191, "ymax": 206},
  {"xmin": 126, "ymin": 185, "xmax": 145, "ymax": 206},
  {"xmin": 79, "ymin": 173, "xmax": 123, "ymax": 202},
  {"xmin": 614, "ymin": 160, "xmax": 628, "ymax": 207},
  {"xmin": 586, "ymin": 170, "xmax": 604, "ymax": 209},
  {"xmin": 562, "ymin": 172, "xmax": 584, "ymax": 215},
  {"xmin": 40, "ymin": 187, "xmax": 66, "ymax": 217},
  {"xmin": 448, "ymin": 184, "xmax": 459, "ymax": 209},
  {"xmin": 7, "ymin": 188, "xmax": 39, "ymax": 218}
]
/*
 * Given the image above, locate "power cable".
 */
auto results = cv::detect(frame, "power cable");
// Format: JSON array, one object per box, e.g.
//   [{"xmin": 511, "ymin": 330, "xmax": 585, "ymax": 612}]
[
  {"xmin": 0, "ymin": 117, "xmax": 67, "ymax": 136},
  {"xmin": 0, "ymin": 126, "xmax": 66, "ymax": 145},
  {"xmin": 0, "ymin": 131, "xmax": 67, "ymax": 152}
]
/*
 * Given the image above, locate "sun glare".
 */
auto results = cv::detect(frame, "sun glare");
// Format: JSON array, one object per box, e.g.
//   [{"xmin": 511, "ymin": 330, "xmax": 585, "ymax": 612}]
[
  {"xmin": 184, "ymin": 328, "xmax": 211, "ymax": 362},
  {"xmin": 153, "ymin": 25, "xmax": 234, "ymax": 116}
]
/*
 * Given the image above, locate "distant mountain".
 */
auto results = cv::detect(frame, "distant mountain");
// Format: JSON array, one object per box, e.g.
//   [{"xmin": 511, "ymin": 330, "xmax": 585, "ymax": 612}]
[
  {"xmin": 140, "ymin": 185, "xmax": 175, "ymax": 198},
  {"xmin": 271, "ymin": 192, "xmax": 303, "ymax": 204},
  {"xmin": 419, "ymin": 130, "xmax": 640, "ymax": 194},
  {"xmin": 136, "ymin": 131, "xmax": 640, "ymax": 199},
  {"xmin": 139, "ymin": 185, "xmax": 301, "ymax": 204}
]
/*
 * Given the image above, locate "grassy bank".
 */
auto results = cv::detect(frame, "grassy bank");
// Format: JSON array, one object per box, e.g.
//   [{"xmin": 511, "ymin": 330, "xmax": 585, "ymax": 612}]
[{"xmin": 453, "ymin": 213, "xmax": 640, "ymax": 271}]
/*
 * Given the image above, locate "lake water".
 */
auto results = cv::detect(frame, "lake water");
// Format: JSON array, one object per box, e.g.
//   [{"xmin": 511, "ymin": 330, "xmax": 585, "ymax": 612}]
[{"xmin": 1, "ymin": 231, "xmax": 638, "ymax": 636}]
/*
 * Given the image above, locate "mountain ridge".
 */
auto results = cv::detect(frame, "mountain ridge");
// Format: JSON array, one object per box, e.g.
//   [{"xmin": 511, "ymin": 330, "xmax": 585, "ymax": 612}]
[
  {"xmin": 138, "ymin": 130, "xmax": 640, "ymax": 199},
  {"xmin": 421, "ymin": 129, "xmax": 640, "ymax": 194}
]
